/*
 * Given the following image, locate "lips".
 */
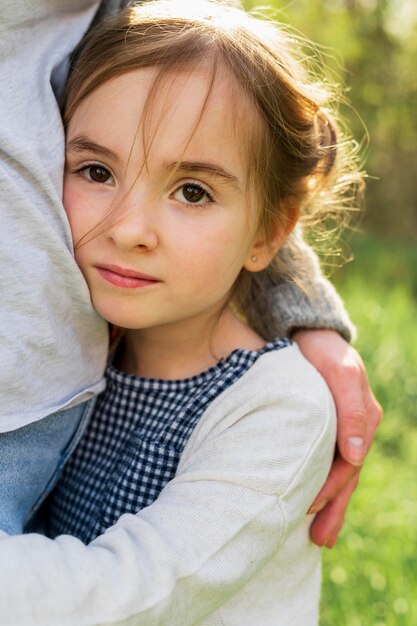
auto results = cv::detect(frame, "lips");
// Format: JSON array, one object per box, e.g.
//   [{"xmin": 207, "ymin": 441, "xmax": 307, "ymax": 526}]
[{"xmin": 95, "ymin": 264, "xmax": 160, "ymax": 289}]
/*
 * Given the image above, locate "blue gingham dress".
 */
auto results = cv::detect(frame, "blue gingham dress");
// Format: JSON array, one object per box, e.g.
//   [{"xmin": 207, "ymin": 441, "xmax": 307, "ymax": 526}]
[{"xmin": 47, "ymin": 338, "xmax": 290, "ymax": 544}]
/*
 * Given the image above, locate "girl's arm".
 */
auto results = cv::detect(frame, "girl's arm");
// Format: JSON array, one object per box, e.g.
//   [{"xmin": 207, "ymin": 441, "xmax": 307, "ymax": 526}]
[{"xmin": 0, "ymin": 347, "xmax": 335, "ymax": 626}]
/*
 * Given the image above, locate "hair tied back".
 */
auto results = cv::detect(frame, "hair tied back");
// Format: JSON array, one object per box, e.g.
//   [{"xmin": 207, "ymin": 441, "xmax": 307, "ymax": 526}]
[{"xmin": 316, "ymin": 111, "xmax": 338, "ymax": 177}]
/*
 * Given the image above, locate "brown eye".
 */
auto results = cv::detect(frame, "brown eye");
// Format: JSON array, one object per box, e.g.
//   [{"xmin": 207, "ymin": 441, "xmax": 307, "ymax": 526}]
[
  {"xmin": 182, "ymin": 184, "xmax": 206, "ymax": 203},
  {"xmin": 87, "ymin": 165, "xmax": 112, "ymax": 183},
  {"xmin": 173, "ymin": 183, "xmax": 213, "ymax": 206}
]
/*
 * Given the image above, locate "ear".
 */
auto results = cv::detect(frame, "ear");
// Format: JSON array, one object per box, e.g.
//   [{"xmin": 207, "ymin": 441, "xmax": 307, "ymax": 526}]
[{"xmin": 244, "ymin": 206, "xmax": 299, "ymax": 273}]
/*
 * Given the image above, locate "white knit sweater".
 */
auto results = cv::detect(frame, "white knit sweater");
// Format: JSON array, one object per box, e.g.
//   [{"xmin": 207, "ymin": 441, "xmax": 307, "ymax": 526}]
[{"xmin": 0, "ymin": 344, "xmax": 336, "ymax": 625}]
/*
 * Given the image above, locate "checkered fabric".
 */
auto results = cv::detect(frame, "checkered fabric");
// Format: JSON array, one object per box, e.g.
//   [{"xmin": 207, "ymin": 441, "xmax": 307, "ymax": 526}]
[{"xmin": 47, "ymin": 338, "xmax": 290, "ymax": 544}]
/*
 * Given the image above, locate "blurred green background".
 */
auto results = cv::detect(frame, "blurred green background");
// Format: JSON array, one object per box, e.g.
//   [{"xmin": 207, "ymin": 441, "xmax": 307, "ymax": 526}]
[{"xmin": 241, "ymin": 1, "xmax": 417, "ymax": 624}]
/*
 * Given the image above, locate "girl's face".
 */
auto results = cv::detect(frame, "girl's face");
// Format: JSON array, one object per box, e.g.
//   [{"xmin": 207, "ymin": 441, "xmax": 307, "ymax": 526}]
[{"xmin": 64, "ymin": 66, "xmax": 275, "ymax": 337}]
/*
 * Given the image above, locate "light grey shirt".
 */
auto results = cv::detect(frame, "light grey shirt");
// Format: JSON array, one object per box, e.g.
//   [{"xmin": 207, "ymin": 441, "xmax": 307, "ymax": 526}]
[{"xmin": 0, "ymin": 1, "xmax": 108, "ymax": 431}]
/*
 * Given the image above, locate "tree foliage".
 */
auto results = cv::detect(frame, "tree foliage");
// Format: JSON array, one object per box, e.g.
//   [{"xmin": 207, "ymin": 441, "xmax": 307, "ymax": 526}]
[{"xmin": 243, "ymin": 0, "xmax": 417, "ymax": 240}]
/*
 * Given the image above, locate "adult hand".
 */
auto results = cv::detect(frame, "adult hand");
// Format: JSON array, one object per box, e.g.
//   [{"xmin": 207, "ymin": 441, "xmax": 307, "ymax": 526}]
[{"xmin": 292, "ymin": 329, "xmax": 382, "ymax": 548}]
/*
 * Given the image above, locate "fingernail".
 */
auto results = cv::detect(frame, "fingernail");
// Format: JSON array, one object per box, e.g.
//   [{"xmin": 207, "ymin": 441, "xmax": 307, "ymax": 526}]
[
  {"xmin": 307, "ymin": 499, "xmax": 327, "ymax": 515},
  {"xmin": 347, "ymin": 436, "xmax": 365, "ymax": 465}
]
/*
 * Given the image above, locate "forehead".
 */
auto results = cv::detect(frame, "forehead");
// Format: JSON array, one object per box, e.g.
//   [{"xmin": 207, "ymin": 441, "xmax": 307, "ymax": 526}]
[{"xmin": 66, "ymin": 65, "xmax": 259, "ymax": 175}]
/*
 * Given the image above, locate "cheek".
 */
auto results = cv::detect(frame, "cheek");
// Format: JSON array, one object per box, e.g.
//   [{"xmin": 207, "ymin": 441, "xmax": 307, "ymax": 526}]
[
  {"xmin": 63, "ymin": 183, "xmax": 96, "ymax": 243},
  {"xmin": 63, "ymin": 185, "xmax": 82, "ymax": 237},
  {"xmin": 205, "ymin": 219, "xmax": 254, "ymax": 264},
  {"xmin": 73, "ymin": 246, "xmax": 89, "ymax": 277},
  {"xmin": 184, "ymin": 228, "xmax": 251, "ymax": 286}
]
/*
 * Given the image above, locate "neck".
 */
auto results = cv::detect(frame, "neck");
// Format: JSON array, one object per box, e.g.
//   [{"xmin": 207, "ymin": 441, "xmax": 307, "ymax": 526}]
[{"xmin": 116, "ymin": 307, "xmax": 265, "ymax": 380}]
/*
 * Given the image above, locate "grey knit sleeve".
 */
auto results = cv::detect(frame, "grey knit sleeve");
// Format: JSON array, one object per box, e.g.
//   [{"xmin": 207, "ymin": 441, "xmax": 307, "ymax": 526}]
[{"xmin": 245, "ymin": 228, "xmax": 355, "ymax": 342}]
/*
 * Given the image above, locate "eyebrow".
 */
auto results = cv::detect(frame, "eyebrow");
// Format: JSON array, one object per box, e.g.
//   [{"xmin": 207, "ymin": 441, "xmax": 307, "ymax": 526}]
[
  {"xmin": 66, "ymin": 136, "xmax": 123, "ymax": 166},
  {"xmin": 66, "ymin": 138, "xmax": 241, "ymax": 188},
  {"xmin": 167, "ymin": 161, "xmax": 241, "ymax": 188}
]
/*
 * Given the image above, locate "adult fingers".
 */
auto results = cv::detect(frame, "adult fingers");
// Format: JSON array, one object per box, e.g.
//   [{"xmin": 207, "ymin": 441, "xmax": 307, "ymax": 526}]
[
  {"xmin": 308, "ymin": 454, "xmax": 359, "ymax": 515},
  {"xmin": 309, "ymin": 473, "xmax": 360, "ymax": 548},
  {"xmin": 292, "ymin": 330, "xmax": 382, "ymax": 467},
  {"xmin": 334, "ymin": 352, "xmax": 382, "ymax": 466}
]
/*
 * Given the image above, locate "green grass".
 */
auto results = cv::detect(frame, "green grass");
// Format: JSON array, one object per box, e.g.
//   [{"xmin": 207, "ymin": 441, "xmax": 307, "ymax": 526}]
[{"xmin": 320, "ymin": 235, "xmax": 417, "ymax": 626}]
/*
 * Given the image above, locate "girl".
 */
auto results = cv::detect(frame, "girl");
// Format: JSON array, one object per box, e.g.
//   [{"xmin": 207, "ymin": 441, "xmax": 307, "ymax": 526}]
[{"xmin": 0, "ymin": 1, "xmax": 366, "ymax": 623}]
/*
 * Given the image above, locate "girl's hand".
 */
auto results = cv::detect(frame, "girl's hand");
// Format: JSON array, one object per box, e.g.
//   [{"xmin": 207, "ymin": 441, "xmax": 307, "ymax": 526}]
[{"xmin": 292, "ymin": 329, "xmax": 382, "ymax": 548}]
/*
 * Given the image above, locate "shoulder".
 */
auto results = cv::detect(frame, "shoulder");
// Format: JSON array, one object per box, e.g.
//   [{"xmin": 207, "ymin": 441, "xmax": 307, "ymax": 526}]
[
  {"xmin": 242, "ymin": 341, "xmax": 332, "ymax": 398},
  {"xmin": 194, "ymin": 342, "xmax": 335, "ymax": 438},
  {"xmin": 179, "ymin": 343, "xmax": 336, "ymax": 499}
]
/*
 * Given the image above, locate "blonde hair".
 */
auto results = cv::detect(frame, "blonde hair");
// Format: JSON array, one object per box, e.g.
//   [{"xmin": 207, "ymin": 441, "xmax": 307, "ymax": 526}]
[{"xmin": 64, "ymin": 0, "xmax": 364, "ymax": 335}]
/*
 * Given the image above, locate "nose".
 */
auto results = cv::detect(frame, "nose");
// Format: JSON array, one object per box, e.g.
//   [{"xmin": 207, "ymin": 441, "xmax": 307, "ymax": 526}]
[{"xmin": 108, "ymin": 191, "xmax": 158, "ymax": 252}]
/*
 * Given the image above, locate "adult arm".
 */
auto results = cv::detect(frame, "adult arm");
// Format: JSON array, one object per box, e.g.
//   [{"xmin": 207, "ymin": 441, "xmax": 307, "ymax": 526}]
[
  {"xmin": 0, "ymin": 348, "xmax": 335, "ymax": 626},
  {"xmin": 246, "ymin": 228, "xmax": 382, "ymax": 546},
  {"xmin": 246, "ymin": 229, "xmax": 355, "ymax": 341},
  {"xmin": 294, "ymin": 329, "xmax": 382, "ymax": 547}
]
